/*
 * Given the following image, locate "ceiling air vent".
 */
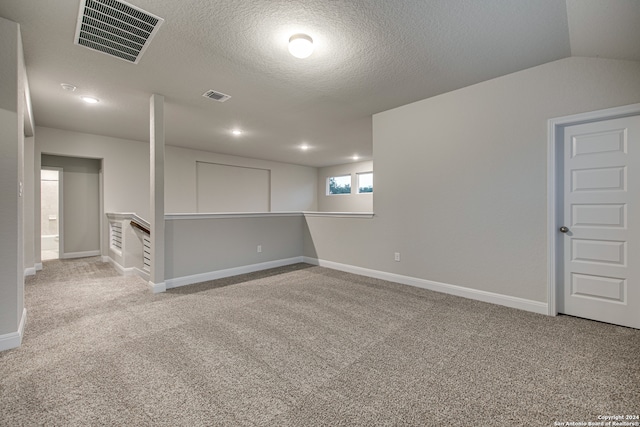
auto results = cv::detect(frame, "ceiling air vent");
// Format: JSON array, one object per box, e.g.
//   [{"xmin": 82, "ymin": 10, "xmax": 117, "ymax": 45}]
[
  {"xmin": 202, "ymin": 90, "xmax": 231, "ymax": 102},
  {"xmin": 74, "ymin": 0, "xmax": 164, "ymax": 64}
]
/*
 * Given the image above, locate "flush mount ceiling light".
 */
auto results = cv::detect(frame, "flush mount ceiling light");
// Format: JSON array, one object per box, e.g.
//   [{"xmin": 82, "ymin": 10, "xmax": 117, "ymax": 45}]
[
  {"xmin": 300, "ymin": 144, "xmax": 309, "ymax": 151},
  {"xmin": 81, "ymin": 96, "xmax": 100, "ymax": 104},
  {"xmin": 288, "ymin": 33, "xmax": 314, "ymax": 58},
  {"xmin": 232, "ymin": 129, "xmax": 242, "ymax": 136},
  {"xmin": 352, "ymin": 155, "xmax": 359, "ymax": 161}
]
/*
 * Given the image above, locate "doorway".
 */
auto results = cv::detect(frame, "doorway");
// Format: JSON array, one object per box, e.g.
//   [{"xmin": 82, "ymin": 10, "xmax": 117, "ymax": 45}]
[
  {"xmin": 40, "ymin": 155, "xmax": 102, "ymax": 259},
  {"xmin": 40, "ymin": 168, "xmax": 63, "ymax": 261},
  {"xmin": 548, "ymin": 103, "xmax": 640, "ymax": 329}
]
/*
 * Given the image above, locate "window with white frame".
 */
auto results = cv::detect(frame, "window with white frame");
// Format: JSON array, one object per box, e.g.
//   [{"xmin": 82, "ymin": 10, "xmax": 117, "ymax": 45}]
[
  {"xmin": 357, "ymin": 172, "xmax": 373, "ymax": 193},
  {"xmin": 327, "ymin": 175, "xmax": 352, "ymax": 195}
]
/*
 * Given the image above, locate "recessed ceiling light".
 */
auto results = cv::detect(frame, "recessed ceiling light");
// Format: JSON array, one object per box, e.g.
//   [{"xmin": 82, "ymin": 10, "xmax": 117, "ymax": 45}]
[
  {"xmin": 300, "ymin": 144, "xmax": 309, "ymax": 151},
  {"xmin": 352, "ymin": 155, "xmax": 359, "ymax": 160},
  {"xmin": 80, "ymin": 96, "xmax": 99, "ymax": 104},
  {"xmin": 288, "ymin": 33, "xmax": 314, "ymax": 59},
  {"xmin": 60, "ymin": 83, "xmax": 76, "ymax": 92},
  {"xmin": 232, "ymin": 129, "xmax": 242, "ymax": 136}
]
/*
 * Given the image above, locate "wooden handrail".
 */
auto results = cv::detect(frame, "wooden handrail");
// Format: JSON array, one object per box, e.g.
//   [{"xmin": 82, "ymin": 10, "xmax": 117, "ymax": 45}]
[{"xmin": 130, "ymin": 220, "xmax": 150, "ymax": 235}]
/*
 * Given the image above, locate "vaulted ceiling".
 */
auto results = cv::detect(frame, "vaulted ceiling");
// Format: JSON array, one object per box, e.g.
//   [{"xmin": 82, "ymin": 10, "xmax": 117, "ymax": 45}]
[{"xmin": 1, "ymin": 0, "xmax": 639, "ymax": 167}]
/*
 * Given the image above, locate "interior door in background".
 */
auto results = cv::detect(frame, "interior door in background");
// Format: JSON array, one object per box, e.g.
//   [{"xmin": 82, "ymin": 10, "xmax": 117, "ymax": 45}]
[{"xmin": 560, "ymin": 115, "xmax": 639, "ymax": 329}]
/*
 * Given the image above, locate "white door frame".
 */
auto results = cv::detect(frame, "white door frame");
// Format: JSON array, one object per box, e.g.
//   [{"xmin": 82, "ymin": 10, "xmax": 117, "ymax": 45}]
[
  {"xmin": 41, "ymin": 166, "xmax": 64, "ymax": 259},
  {"xmin": 547, "ymin": 103, "xmax": 640, "ymax": 316}
]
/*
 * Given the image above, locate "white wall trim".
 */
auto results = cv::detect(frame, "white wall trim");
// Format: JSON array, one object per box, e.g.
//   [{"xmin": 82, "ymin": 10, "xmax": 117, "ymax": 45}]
[
  {"xmin": 149, "ymin": 281, "xmax": 166, "ymax": 293},
  {"xmin": 134, "ymin": 267, "xmax": 150, "ymax": 282},
  {"xmin": 110, "ymin": 211, "xmax": 375, "ymax": 221},
  {"xmin": 106, "ymin": 212, "xmax": 137, "ymax": 221},
  {"xmin": 165, "ymin": 256, "xmax": 305, "ymax": 290},
  {"xmin": 106, "ymin": 212, "xmax": 150, "ymax": 228},
  {"xmin": 161, "ymin": 252, "xmax": 546, "ymax": 314},
  {"xmin": 24, "ymin": 266, "xmax": 36, "ymax": 277},
  {"xmin": 0, "ymin": 308, "xmax": 27, "ymax": 352},
  {"xmin": 104, "ymin": 256, "xmax": 150, "ymax": 282},
  {"xmin": 35, "ymin": 262, "xmax": 42, "ymax": 271},
  {"xmin": 61, "ymin": 250, "xmax": 101, "ymax": 259},
  {"xmin": 547, "ymin": 103, "xmax": 640, "ymax": 316},
  {"xmin": 131, "ymin": 214, "xmax": 149, "ymax": 229},
  {"xmin": 166, "ymin": 212, "xmax": 303, "ymax": 220},
  {"xmin": 304, "ymin": 257, "xmax": 548, "ymax": 315},
  {"xmin": 105, "ymin": 256, "xmax": 134, "ymax": 276},
  {"xmin": 303, "ymin": 212, "xmax": 374, "ymax": 218}
]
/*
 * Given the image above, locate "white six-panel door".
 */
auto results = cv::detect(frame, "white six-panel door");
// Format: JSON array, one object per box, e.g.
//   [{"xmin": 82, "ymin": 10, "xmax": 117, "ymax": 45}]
[{"xmin": 560, "ymin": 115, "xmax": 639, "ymax": 328}]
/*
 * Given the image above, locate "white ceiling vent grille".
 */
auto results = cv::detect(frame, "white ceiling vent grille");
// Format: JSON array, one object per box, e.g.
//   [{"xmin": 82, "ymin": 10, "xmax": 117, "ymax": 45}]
[
  {"xmin": 74, "ymin": 0, "xmax": 164, "ymax": 64},
  {"xmin": 202, "ymin": 90, "xmax": 231, "ymax": 102}
]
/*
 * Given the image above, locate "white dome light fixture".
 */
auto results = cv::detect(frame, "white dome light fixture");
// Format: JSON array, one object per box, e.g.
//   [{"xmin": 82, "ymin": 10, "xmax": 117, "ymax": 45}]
[{"xmin": 288, "ymin": 33, "xmax": 314, "ymax": 59}]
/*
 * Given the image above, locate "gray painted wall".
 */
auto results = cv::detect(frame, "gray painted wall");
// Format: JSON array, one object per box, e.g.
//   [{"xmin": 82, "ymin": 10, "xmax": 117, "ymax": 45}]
[
  {"xmin": 32, "ymin": 127, "xmax": 317, "ymax": 267},
  {"xmin": 165, "ymin": 145, "xmax": 317, "ymax": 213},
  {"xmin": 13, "ymin": 55, "xmax": 640, "ymax": 342},
  {"xmin": 317, "ymin": 160, "xmax": 373, "ymax": 212},
  {"xmin": 305, "ymin": 57, "xmax": 640, "ymax": 304},
  {"xmin": 0, "ymin": 17, "xmax": 24, "ymax": 338},
  {"xmin": 41, "ymin": 154, "xmax": 101, "ymax": 255},
  {"xmin": 196, "ymin": 162, "xmax": 270, "ymax": 213},
  {"xmin": 35, "ymin": 126, "xmax": 151, "ymax": 257},
  {"xmin": 165, "ymin": 215, "xmax": 303, "ymax": 280}
]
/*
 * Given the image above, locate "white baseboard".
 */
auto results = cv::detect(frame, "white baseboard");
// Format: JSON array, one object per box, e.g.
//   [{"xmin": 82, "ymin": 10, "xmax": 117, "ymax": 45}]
[
  {"xmin": 105, "ymin": 257, "xmax": 131, "ymax": 276},
  {"xmin": 104, "ymin": 257, "xmax": 150, "ymax": 281},
  {"xmin": 134, "ymin": 267, "xmax": 150, "ymax": 282},
  {"xmin": 161, "ymin": 255, "xmax": 546, "ymax": 315},
  {"xmin": 165, "ymin": 256, "xmax": 305, "ymax": 290},
  {"xmin": 0, "ymin": 308, "xmax": 27, "ymax": 352},
  {"xmin": 303, "ymin": 257, "xmax": 548, "ymax": 315},
  {"xmin": 61, "ymin": 250, "xmax": 101, "ymax": 259},
  {"xmin": 149, "ymin": 281, "xmax": 166, "ymax": 293},
  {"xmin": 24, "ymin": 266, "xmax": 36, "ymax": 277},
  {"xmin": 35, "ymin": 263, "xmax": 42, "ymax": 271}
]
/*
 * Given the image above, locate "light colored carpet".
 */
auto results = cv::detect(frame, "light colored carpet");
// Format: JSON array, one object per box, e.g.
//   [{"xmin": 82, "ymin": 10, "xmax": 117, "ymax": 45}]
[{"xmin": 1, "ymin": 257, "xmax": 639, "ymax": 426}]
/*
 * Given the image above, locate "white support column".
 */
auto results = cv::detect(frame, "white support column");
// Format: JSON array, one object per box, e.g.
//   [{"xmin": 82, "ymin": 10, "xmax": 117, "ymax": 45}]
[{"xmin": 149, "ymin": 94, "xmax": 165, "ymax": 292}]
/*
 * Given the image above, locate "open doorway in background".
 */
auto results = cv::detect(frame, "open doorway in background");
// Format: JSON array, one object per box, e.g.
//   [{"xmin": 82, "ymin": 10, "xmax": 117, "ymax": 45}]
[{"xmin": 41, "ymin": 168, "xmax": 63, "ymax": 261}]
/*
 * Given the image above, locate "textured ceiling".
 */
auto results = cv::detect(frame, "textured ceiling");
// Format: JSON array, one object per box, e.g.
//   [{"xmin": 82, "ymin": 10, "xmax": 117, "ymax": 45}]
[
  {"xmin": 1, "ymin": 0, "xmax": 638, "ymax": 167},
  {"xmin": 567, "ymin": 0, "xmax": 640, "ymax": 61}
]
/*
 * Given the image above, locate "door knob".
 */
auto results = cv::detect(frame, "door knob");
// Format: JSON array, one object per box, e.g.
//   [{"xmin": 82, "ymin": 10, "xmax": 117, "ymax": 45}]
[{"xmin": 559, "ymin": 226, "xmax": 569, "ymax": 233}]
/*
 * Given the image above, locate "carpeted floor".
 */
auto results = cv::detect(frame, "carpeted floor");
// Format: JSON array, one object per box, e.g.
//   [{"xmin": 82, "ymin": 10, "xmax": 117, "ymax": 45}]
[{"xmin": 1, "ymin": 257, "xmax": 639, "ymax": 426}]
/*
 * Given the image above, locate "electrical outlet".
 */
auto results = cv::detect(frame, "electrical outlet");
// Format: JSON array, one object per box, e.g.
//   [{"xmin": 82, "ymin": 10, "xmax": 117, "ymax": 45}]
[
  {"xmin": 257, "ymin": 245, "xmax": 262, "ymax": 253},
  {"xmin": 394, "ymin": 252, "xmax": 400, "ymax": 262}
]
